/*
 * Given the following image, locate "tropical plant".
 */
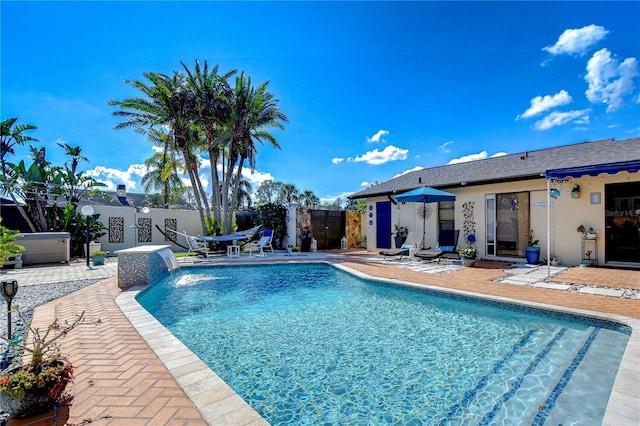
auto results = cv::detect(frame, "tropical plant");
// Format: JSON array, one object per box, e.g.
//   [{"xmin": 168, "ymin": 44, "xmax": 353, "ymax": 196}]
[
  {"xmin": 141, "ymin": 148, "xmax": 186, "ymax": 207},
  {"xmin": 278, "ymin": 183, "xmax": 299, "ymax": 206},
  {"xmin": 0, "ymin": 118, "xmax": 39, "ymax": 232},
  {"xmin": 256, "ymin": 203, "xmax": 287, "ymax": 249},
  {"xmin": 299, "ymin": 190, "xmax": 320, "ymax": 208},
  {"xmin": 0, "ymin": 218, "xmax": 25, "ymax": 268},
  {"xmin": 218, "ymin": 71, "xmax": 288, "ymax": 234},
  {"xmin": 110, "ymin": 70, "xmax": 211, "ymax": 232}
]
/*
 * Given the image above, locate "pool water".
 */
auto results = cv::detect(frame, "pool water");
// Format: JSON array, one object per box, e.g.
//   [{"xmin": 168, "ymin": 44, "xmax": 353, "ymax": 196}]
[{"xmin": 137, "ymin": 263, "xmax": 630, "ymax": 425}]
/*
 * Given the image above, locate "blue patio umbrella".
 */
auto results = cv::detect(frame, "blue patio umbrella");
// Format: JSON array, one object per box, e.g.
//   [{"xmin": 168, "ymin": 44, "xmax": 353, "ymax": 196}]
[{"xmin": 395, "ymin": 186, "xmax": 457, "ymax": 247}]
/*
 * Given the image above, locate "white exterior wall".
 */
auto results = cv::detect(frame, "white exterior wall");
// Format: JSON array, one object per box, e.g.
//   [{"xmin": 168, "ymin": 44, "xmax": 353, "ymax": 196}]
[{"xmin": 89, "ymin": 206, "xmax": 202, "ymax": 254}]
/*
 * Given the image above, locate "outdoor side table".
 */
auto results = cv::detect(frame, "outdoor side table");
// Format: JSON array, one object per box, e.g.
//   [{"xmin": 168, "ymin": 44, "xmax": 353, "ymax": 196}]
[{"xmin": 227, "ymin": 245, "xmax": 240, "ymax": 258}]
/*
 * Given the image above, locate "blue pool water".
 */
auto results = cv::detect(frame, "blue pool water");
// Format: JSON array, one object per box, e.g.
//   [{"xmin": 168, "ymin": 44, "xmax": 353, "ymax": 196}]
[{"xmin": 137, "ymin": 263, "xmax": 630, "ymax": 425}]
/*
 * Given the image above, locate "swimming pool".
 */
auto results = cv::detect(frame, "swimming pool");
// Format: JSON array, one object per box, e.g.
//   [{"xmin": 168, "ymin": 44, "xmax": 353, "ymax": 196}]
[{"xmin": 137, "ymin": 263, "xmax": 631, "ymax": 425}]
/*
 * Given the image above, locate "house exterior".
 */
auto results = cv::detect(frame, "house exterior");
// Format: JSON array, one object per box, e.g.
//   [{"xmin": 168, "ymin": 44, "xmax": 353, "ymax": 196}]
[{"xmin": 349, "ymin": 137, "xmax": 640, "ymax": 268}]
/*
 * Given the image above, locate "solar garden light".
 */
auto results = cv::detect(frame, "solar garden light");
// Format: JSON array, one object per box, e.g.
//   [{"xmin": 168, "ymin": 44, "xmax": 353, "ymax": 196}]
[
  {"xmin": 81, "ymin": 205, "xmax": 95, "ymax": 267},
  {"xmin": 1, "ymin": 279, "xmax": 18, "ymax": 339}
]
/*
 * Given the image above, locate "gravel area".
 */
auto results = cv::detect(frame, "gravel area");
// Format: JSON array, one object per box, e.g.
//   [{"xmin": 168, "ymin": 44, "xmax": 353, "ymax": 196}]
[{"xmin": 0, "ymin": 278, "xmax": 102, "ymax": 370}]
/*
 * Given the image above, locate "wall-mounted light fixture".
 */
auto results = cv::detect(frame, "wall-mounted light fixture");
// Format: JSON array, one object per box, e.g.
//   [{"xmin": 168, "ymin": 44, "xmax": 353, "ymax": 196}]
[{"xmin": 571, "ymin": 184, "xmax": 580, "ymax": 199}]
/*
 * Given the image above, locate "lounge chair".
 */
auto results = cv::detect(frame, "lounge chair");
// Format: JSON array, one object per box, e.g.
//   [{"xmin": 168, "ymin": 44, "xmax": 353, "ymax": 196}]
[
  {"xmin": 249, "ymin": 229, "xmax": 274, "ymax": 256},
  {"xmin": 379, "ymin": 231, "xmax": 423, "ymax": 260},
  {"xmin": 415, "ymin": 229, "xmax": 460, "ymax": 263}
]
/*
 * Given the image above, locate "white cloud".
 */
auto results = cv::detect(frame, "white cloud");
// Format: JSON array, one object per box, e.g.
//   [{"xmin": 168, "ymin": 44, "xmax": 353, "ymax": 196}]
[
  {"xmin": 86, "ymin": 164, "xmax": 148, "ymax": 191},
  {"xmin": 319, "ymin": 191, "xmax": 353, "ymax": 206},
  {"xmin": 447, "ymin": 151, "xmax": 507, "ymax": 165},
  {"xmin": 351, "ymin": 145, "xmax": 409, "ymax": 165},
  {"xmin": 517, "ymin": 90, "xmax": 572, "ymax": 119},
  {"xmin": 360, "ymin": 181, "xmax": 370, "ymax": 187},
  {"xmin": 585, "ymin": 49, "xmax": 639, "ymax": 112},
  {"xmin": 242, "ymin": 169, "xmax": 275, "ymax": 190},
  {"xmin": 393, "ymin": 166, "xmax": 424, "ymax": 178},
  {"xmin": 534, "ymin": 109, "xmax": 591, "ymax": 130},
  {"xmin": 367, "ymin": 129, "xmax": 389, "ymax": 143},
  {"xmin": 332, "ymin": 157, "xmax": 344, "ymax": 164},
  {"xmin": 543, "ymin": 24, "xmax": 608, "ymax": 56},
  {"xmin": 439, "ymin": 141, "xmax": 453, "ymax": 153}
]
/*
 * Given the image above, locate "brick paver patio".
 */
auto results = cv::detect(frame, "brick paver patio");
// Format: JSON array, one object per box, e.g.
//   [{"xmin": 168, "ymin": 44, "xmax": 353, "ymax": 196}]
[{"xmin": 4, "ymin": 252, "xmax": 639, "ymax": 425}]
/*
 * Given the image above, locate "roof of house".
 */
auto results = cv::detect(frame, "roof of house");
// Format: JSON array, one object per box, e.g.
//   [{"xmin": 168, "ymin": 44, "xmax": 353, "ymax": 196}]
[
  {"xmin": 349, "ymin": 137, "xmax": 640, "ymax": 199},
  {"xmin": 79, "ymin": 191, "xmax": 197, "ymax": 210}
]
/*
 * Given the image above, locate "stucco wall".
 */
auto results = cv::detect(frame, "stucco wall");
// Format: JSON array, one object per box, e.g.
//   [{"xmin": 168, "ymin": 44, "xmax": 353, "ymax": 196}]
[
  {"xmin": 363, "ymin": 171, "xmax": 639, "ymax": 265},
  {"xmin": 89, "ymin": 205, "xmax": 202, "ymax": 254}
]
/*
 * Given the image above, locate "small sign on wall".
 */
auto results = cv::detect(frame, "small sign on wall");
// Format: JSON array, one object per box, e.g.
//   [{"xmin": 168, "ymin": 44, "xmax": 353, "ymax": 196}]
[{"xmin": 590, "ymin": 192, "xmax": 601, "ymax": 205}]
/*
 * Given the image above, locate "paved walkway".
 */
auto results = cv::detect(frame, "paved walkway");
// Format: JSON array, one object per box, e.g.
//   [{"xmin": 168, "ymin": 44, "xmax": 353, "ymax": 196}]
[{"xmin": 1, "ymin": 252, "xmax": 638, "ymax": 425}]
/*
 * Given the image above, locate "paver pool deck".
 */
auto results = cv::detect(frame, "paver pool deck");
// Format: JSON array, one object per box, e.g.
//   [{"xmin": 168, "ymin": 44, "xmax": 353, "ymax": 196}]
[{"xmin": 2, "ymin": 251, "xmax": 639, "ymax": 425}]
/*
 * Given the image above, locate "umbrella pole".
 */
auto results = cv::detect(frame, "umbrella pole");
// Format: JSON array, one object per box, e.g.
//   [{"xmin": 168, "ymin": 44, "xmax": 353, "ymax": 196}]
[{"xmin": 422, "ymin": 202, "xmax": 426, "ymax": 249}]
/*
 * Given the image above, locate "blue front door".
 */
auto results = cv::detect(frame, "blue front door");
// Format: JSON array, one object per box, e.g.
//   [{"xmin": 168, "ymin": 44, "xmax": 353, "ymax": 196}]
[{"xmin": 376, "ymin": 201, "xmax": 392, "ymax": 249}]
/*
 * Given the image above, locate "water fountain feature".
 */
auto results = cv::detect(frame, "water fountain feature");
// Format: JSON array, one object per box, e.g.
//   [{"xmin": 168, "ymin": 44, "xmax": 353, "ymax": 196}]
[{"xmin": 115, "ymin": 245, "xmax": 180, "ymax": 289}]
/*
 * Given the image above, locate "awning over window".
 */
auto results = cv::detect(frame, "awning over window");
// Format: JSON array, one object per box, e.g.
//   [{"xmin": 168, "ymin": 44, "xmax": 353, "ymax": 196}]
[{"xmin": 546, "ymin": 159, "xmax": 640, "ymax": 179}]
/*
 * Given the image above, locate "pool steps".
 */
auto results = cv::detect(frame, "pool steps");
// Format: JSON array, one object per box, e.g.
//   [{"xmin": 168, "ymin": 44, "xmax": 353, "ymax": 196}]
[{"xmin": 438, "ymin": 326, "xmax": 607, "ymax": 425}]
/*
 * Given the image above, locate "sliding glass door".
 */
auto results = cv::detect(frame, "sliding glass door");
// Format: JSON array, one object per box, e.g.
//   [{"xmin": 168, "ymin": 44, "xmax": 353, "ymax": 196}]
[{"xmin": 486, "ymin": 192, "xmax": 530, "ymax": 257}]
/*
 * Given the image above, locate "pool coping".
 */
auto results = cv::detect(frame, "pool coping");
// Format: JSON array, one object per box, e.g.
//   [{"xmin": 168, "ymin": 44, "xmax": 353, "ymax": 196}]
[{"xmin": 116, "ymin": 260, "xmax": 639, "ymax": 426}]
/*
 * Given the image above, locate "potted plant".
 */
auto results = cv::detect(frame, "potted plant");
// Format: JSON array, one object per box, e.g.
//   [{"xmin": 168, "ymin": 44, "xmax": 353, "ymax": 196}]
[
  {"xmin": 0, "ymin": 310, "xmax": 86, "ymax": 418},
  {"xmin": 90, "ymin": 250, "xmax": 108, "ymax": 266},
  {"xmin": 393, "ymin": 225, "xmax": 409, "ymax": 248},
  {"xmin": 458, "ymin": 246, "xmax": 478, "ymax": 267},
  {"xmin": 358, "ymin": 235, "xmax": 367, "ymax": 249},
  {"xmin": 577, "ymin": 225, "xmax": 597, "ymax": 240},
  {"xmin": 524, "ymin": 229, "xmax": 540, "ymax": 264}
]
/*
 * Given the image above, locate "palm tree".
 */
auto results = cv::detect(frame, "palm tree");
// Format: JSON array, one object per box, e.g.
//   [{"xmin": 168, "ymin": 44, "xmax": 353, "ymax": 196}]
[
  {"xmin": 278, "ymin": 183, "xmax": 299, "ymax": 206},
  {"xmin": 0, "ymin": 118, "xmax": 39, "ymax": 231},
  {"xmin": 300, "ymin": 190, "xmax": 319, "ymax": 208},
  {"xmin": 143, "ymin": 128, "xmax": 186, "ymax": 207},
  {"xmin": 220, "ymin": 72, "xmax": 288, "ymax": 233},
  {"xmin": 57, "ymin": 143, "xmax": 89, "ymax": 206},
  {"xmin": 232, "ymin": 175, "xmax": 253, "ymax": 210},
  {"xmin": 181, "ymin": 60, "xmax": 235, "ymax": 224},
  {"xmin": 141, "ymin": 150, "xmax": 185, "ymax": 207},
  {"xmin": 110, "ymin": 71, "xmax": 211, "ymax": 232}
]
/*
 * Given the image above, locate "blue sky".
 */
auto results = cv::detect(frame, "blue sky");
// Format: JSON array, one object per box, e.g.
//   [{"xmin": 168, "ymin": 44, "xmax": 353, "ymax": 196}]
[{"xmin": 2, "ymin": 1, "xmax": 639, "ymax": 205}]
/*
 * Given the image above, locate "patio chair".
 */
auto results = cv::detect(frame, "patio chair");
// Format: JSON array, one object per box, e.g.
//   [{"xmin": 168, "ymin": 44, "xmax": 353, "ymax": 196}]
[
  {"xmin": 415, "ymin": 229, "xmax": 460, "ymax": 263},
  {"xmin": 379, "ymin": 231, "xmax": 423, "ymax": 260},
  {"xmin": 176, "ymin": 231, "xmax": 211, "ymax": 262},
  {"xmin": 249, "ymin": 229, "xmax": 274, "ymax": 256}
]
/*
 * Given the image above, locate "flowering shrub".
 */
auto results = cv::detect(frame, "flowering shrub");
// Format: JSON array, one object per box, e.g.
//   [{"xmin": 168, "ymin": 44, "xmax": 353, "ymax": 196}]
[{"xmin": 524, "ymin": 229, "xmax": 539, "ymax": 247}]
